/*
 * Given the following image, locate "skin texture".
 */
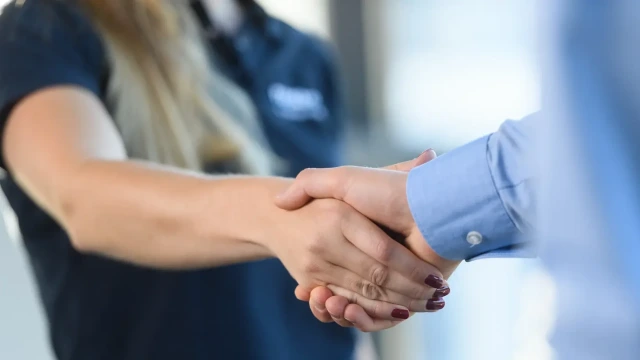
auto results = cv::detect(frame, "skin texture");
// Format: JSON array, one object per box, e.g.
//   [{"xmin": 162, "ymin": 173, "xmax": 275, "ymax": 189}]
[
  {"xmin": 276, "ymin": 151, "xmax": 461, "ymax": 332},
  {"xmin": 2, "ymin": 85, "xmax": 445, "ymax": 319}
]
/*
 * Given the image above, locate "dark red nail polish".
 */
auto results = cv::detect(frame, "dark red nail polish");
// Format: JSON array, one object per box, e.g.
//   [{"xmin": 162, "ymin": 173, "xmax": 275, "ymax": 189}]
[
  {"xmin": 433, "ymin": 285, "xmax": 451, "ymax": 297},
  {"xmin": 391, "ymin": 309, "xmax": 410, "ymax": 319},
  {"xmin": 426, "ymin": 297, "xmax": 445, "ymax": 311},
  {"xmin": 425, "ymin": 275, "xmax": 444, "ymax": 288}
]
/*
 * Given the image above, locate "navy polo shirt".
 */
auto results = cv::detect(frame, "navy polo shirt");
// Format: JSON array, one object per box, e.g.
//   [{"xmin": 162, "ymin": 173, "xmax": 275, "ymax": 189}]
[
  {"xmin": 0, "ymin": 1, "xmax": 351, "ymax": 360},
  {"xmin": 201, "ymin": 2, "xmax": 345, "ymax": 176}
]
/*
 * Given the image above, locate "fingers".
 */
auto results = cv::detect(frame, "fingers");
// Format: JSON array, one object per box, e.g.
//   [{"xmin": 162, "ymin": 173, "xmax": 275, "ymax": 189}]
[
  {"xmin": 426, "ymin": 297, "xmax": 446, "ymax": 312},
  {"xmin": 306, "ymin": 283, "xmax": 448, "ymax": 332},
  {"xmin": 341, "ymin": 211, "xmax": 446, "ymax": 293},
  {"xmin": 414, "ymin": 149, "xmax": 437, "ymax": 167},
  {"xmin": 344, "ymin": 304, "xmax": 404, "ymax": 332},
  {"xmin": 275, "ymin": 149, "xmax": 436, "ymax": 211},
  {"xmin": 308, "ymin": 287, "xmax": 334, "ymax": 323},
  {"xmin": 326, "ymin": 285, "xmax": 409, "ymax": 332},
  {"xmin": 315, "ymin": 262, "xmax": 409, "ymax": 313},
  {"xmin": 323, "ymin": 288, "xmax": 447, "ymax": 332},
  {"xmin": 326, "ymin": 285, "xmax": 409, "ymax": 321},
  {"xmin": 433, "ymin": 283, "xmax": 451, "ymax": 298},
  {"xmin": 325, "ymin": 296, "xmax": 354, "ymax": 328},
  {"xmin": 295, "ymin": 285, "xmax": 311, "ymax": 301},
  {"xmin": 383, "ymin": 149, "xmax": 437, "ymax": 171},
  {"xmin": 275, "ymin": 167, "xmax": 344, "ymax": 210},
  {"xmin": 326, "ymin": 241, "xmax": 438, "ymax": 311}
]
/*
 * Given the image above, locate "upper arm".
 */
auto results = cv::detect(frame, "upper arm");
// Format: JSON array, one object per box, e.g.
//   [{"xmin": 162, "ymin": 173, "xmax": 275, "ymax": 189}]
[
  {"xmin": 0, "ymin": 0, "xmax": 125, "ymax": 220},
  {"xmin": 4, "ymin": 87, "xmax": 126, "ymax": 214}
]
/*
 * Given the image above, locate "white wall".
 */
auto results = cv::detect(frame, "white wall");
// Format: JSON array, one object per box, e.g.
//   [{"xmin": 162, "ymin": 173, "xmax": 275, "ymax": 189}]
[{"xmin": 257, "ymin": 0, "xmax": 330, "ymax": 39}]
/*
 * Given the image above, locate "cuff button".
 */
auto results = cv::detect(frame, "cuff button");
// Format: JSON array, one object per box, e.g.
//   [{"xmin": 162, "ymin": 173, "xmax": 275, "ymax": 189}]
[{"xmin": 466, "ymin": 231, "xmax": 483, "ymax": 246}]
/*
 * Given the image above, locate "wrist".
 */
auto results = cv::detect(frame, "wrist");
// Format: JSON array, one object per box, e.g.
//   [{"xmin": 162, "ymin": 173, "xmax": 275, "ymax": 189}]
[
  {"xmin": 200, "ymin": 176, "xmax": 293, "ymax": 259},
  {"xmin": 238, "ymin": 177, "xmax": 294, "ymax": 255},
  {"xmin": 407, "ymin": 227, "xmax": 461, "ymax": 279}
]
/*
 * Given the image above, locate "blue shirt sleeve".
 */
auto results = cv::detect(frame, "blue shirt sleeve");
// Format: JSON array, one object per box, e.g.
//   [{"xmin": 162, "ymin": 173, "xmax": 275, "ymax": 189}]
[
  {"xmin": 0, "ymin": 0, "xmax": 105, "ymax": 168},
  {"xmin": 406, "ymin": 113, "xmax": 538, "ymax": 261}
]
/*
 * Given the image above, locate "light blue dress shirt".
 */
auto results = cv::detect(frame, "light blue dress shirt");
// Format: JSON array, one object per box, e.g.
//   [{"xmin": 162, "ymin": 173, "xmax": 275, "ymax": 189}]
[
  {"xmin": 407, "ymin": 115, "xmax": 536, "ymax": 262},
  {"xmin": 407, "ymin": 0, "xmax": 640, "ymax": 358}
]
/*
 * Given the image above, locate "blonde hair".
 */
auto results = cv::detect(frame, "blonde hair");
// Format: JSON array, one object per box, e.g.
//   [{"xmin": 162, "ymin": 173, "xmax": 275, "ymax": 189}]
[{"xmin": 78, "ymin": 0, "xmax": 272, "ymax": 174}]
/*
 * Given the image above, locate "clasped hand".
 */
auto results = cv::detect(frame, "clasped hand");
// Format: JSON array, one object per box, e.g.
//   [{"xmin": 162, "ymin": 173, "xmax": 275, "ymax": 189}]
[{"xmin": 273, "ymin": 150, "xmax": 460, "ymax": 332}]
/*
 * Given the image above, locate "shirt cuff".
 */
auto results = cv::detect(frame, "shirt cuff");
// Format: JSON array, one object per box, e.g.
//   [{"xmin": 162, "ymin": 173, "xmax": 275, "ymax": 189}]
[{"xmin": 406, "ymin": 135, "xmax": 521, "ymax": 261}]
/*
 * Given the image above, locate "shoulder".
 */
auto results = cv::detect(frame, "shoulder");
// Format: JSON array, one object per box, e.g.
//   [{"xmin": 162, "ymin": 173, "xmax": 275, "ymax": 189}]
[
  {"xmin": 0, "ymin": 0, "xmax": 107, "ymax": 149},
  {"xmin": 1, "ymin": 0, "xmax": 82, "ymax": 31},
  {"xmin": 0, "ymin": 0, "xmax": 104, "ymax": 58},
  {"xmin": 267, "ymin": 17, "xmax": 338, "ymax": 70},
  {"xmin": 0, "ymin": 0, "xmax": 106, "ymax": 84}
]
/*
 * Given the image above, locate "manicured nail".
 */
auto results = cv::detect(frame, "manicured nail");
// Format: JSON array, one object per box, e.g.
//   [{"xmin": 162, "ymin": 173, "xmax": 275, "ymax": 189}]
[
  {"xmin": 425, "ymin": 274, "xmax": 444, "ymax": 288},
  {"xmin": 433, "ymin": 285, "xmax": 451, "ymax": 297},
  {"xmin": 426, "ymin": 297, "xmax": 445, "ymax": 311},
  {"xmin": 391, "ymin": 308, "xmax": 410, "ymax": 319}
]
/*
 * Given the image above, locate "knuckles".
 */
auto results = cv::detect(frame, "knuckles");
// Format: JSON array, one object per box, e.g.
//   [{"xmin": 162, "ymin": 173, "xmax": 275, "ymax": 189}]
[
  {"xmin": 306, "ymin": 234, "xmax": 327, "ymax": 254},
  {"xmin": 369, "ymin": 265, "xmax": 389, "ymax": 287},
  {"xmin": 300, "ymin": 256, "xmax": 322, "ymax": 274},
  {"xmin": 317, "ymin": 200, "xmax": 351, "ymax": 220},
  {"xmin": 373, "ymin": 237, "xmax": 393, "ymax": 263},
  {"xmin": 355, "ymin": 279, "xmax": 384, "ymax": 300},
  {"xmin": 305, "ymin": 202, "xmax": 348, "ymax": 253},
  {"xmin": 295, "ymin": 168, "xmax": 316, "ymax": 182}
]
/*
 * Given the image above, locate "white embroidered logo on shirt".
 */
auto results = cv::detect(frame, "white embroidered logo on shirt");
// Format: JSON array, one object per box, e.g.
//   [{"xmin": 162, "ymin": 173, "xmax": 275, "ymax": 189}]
[{"xmin": 267, "ymin": 83, "xmax": 328, "ymax": 122}]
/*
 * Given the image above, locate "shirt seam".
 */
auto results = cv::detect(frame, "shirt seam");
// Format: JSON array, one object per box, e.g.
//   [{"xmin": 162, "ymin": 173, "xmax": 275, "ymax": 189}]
[
  {"xmin": 485, "ymin": 133, "xmax": 520, "ymax": 234},
  {"xmin": 496, "ymin": 177, "xmax": 534, "ymax": 192}
]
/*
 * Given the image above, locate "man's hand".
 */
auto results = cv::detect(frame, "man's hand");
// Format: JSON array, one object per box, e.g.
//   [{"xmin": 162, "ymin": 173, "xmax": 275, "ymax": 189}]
[{"xmin": 277, "ymin": 150, "xmax": 461, "ymax": 331}]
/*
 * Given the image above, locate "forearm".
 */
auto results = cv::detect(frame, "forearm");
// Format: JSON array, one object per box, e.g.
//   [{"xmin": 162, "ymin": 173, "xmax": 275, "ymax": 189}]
[{"xmin": 54, "ymin": 160, "xmax": 291, "ymax": 269}]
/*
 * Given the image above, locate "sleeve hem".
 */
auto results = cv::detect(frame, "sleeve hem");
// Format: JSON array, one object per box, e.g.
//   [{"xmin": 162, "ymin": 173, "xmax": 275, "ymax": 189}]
[{"xmin": 406, "ymin": 135, "xmax": 520, "ymax": 261}]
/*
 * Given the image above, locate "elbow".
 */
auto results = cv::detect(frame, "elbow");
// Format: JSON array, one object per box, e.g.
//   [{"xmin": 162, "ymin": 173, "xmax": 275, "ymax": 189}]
[
  {"xmin": 67, "ymin": 223, "xmax": 95, "ymax": 254},
  {"xmin": 59, "ymin": 193, "xmax": 97, "ymax": 254}
]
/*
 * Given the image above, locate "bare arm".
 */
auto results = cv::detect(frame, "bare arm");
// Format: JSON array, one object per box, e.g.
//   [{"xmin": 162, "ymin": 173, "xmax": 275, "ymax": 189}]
[
  {"xmin": 4, "ymin": 86, "xmax": 287, "ymax": 268},
  {"xmin": 3, "ymin": 86, "xmax": 444, "ymax": 319}
]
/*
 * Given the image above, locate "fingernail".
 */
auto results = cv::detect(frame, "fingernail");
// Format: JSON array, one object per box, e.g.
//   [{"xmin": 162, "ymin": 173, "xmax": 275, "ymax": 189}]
[
  {"xmin": 426, "ymin": 297, "xmax": 445, "ymax": 311},
  {"xmin": 425, "ymin": 274, "xmax": 444, "ymax": 288},
  {"xmin": 433, "ymin": 285, "xmax": 451, "ymax": 297},
  {"xmin": 391, "ymin": 308, "xmax": 410, "ymax": 319},
  {"xmin": 421, "ymin": 148, "xmax": 437, "ymax": 157}
]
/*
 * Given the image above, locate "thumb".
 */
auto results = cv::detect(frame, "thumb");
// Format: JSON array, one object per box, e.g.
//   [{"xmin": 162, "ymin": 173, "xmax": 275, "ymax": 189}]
[
  {"xmin": 275, "ymin": 167, "xmax": 344, "ymax": 210},
  {"xmin": 384, "ymin": 149, "xmax": 437, "ymax": 172}
]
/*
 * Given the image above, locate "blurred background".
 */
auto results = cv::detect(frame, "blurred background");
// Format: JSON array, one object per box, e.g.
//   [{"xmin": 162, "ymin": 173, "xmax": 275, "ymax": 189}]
[{"xmin": 0, "ymin": 0, "xmax": 554, "ymax": 359}]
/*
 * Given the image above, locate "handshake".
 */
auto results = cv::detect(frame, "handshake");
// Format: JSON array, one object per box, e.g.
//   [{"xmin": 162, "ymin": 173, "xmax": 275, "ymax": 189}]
[{"xmin": 270, "ymin": 149, "xmax": 461, "ymax": 332}]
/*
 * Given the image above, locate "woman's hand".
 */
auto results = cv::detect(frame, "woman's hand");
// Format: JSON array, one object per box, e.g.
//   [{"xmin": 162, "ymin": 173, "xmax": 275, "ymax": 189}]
[
  {"xmin": 262, "ymin": 198, "xmax": 446, "ymax": 319},
  {"xmin": 277, "ymin": 151, "xmax": 460, "ymax": 331},
  {"xmin": 294, "ymin": 278, "xmax": 450, "ymax": 332}
]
